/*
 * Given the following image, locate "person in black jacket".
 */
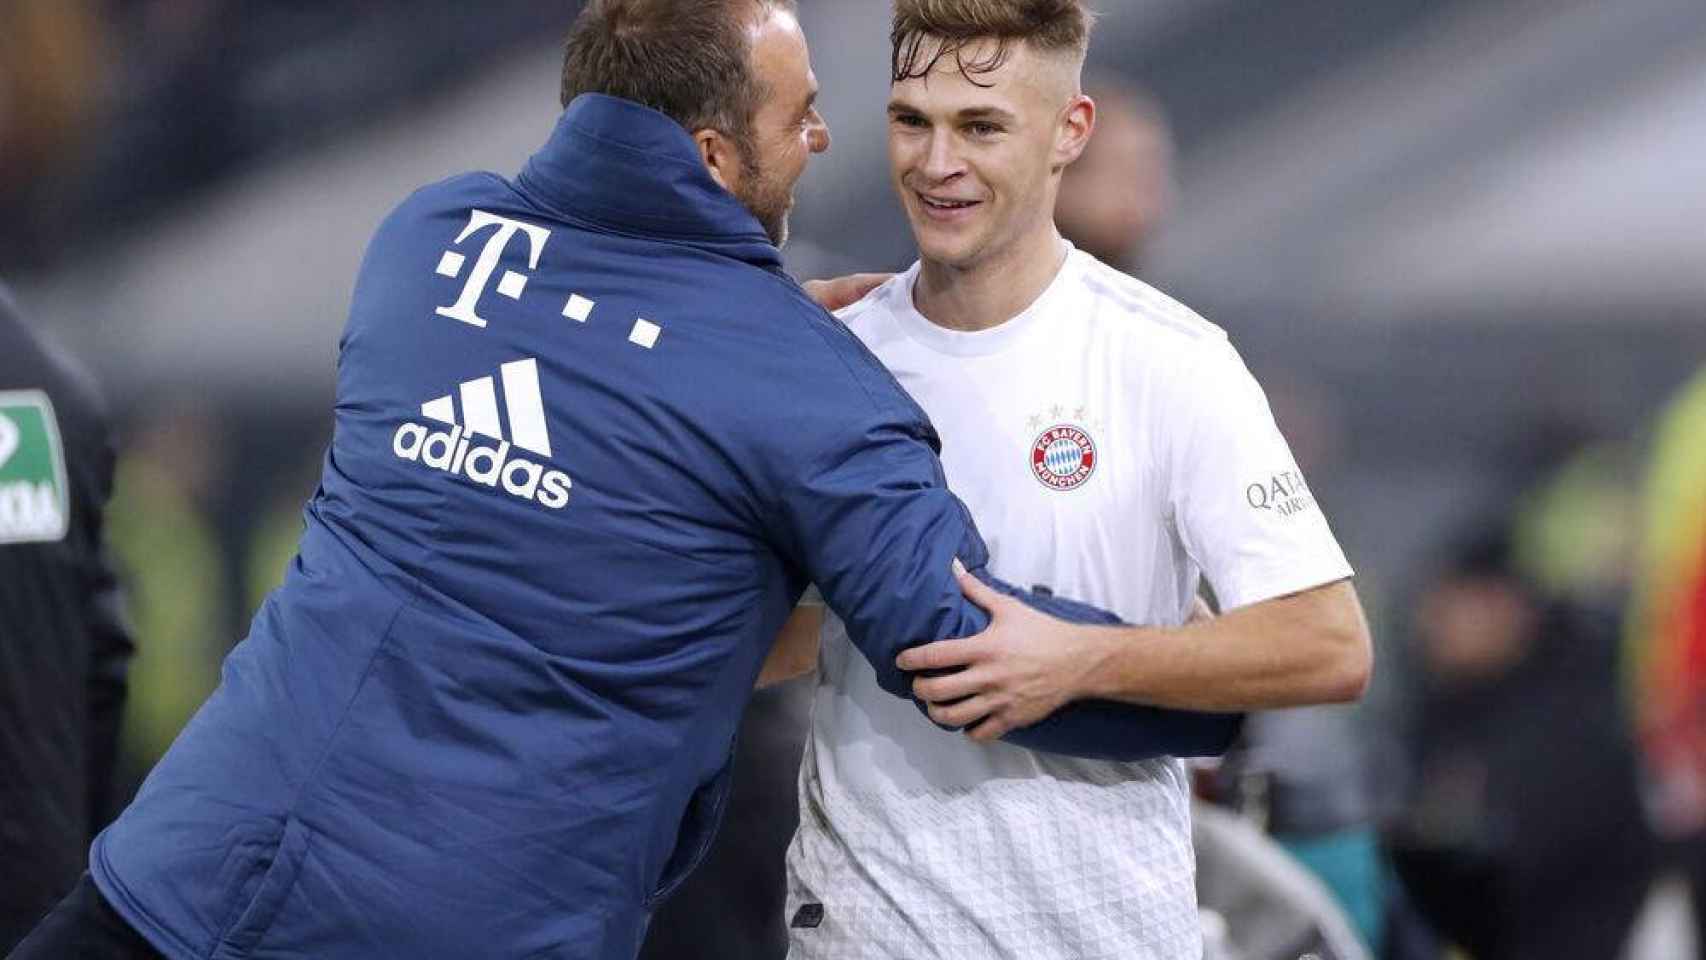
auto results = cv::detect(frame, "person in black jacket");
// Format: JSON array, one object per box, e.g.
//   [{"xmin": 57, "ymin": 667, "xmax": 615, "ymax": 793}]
[
  {"xmin": 1386, "ymin": 527, "xmax": 1656, "ymax": 959},
  {"xmin": 0, "ymin": 283, "xmax": 135, "ymax": 953}
]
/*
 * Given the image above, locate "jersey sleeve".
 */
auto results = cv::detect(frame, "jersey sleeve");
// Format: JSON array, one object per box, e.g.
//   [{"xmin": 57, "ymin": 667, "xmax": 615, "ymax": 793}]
[{"xmin": 1165, "ymin": 340, "xmax": 1353, "ymax": 610}]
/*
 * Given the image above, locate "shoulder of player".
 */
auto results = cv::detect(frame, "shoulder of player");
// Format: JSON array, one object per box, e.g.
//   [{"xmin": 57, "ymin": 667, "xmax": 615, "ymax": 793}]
[
  {"xmin": 1066, "ymin": 257, "xmax": 1260, "ymax": 409},
  {"xmin": 824, "ymin": 275, "xmax": 915, "ymax": 365},
  {"xmin": 745, "ymin": 271, "xmax": 923, "ymax": 429},
  {"xmin": 1069, "ymin": 254, "xmax": 1227, "ymax": 349}
]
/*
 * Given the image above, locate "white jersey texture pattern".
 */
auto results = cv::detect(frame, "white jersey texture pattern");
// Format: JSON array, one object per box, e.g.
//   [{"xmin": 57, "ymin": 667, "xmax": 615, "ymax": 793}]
[{"xmin": 785, "ymin": 245, "xmax": 1354, "ymax": 960}]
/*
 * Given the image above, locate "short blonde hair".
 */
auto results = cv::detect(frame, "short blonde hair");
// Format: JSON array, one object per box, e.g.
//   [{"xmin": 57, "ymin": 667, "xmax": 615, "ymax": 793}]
[{"xmin": 890, "ymin": 0, "xmax": 1094, "ymax": 86}]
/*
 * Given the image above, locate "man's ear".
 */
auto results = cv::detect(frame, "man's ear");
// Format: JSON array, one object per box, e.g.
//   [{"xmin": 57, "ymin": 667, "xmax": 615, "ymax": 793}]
[
  {"xmin": 695, "ymin": 128, "xmax": 744, "ymax": 193},
  {"xmin": 1053, "ymin": 95, "xmax": 1096, "ymax": 170}
]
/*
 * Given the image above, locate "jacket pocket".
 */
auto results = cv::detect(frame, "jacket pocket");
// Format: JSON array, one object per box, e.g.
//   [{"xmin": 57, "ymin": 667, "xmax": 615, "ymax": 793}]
[
  {"xmin": 644, "ymin": 754, "xmax": 735, "ymax": 907},
  {"xmin": 210, "ymin": 815, "xmax": 312, "ymax": 958}
]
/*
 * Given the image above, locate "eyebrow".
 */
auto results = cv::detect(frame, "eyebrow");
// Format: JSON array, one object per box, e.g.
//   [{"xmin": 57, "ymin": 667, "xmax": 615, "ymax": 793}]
[{"xmin": 886, "ymin": 99, "xmax": 1016, "ymax": 124}]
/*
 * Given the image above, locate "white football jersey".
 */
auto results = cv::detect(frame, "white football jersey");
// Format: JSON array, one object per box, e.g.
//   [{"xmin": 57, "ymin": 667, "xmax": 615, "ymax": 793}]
[{"xmin": 784, "ymin": 244, "xmax": 1353, "ymax": 960}]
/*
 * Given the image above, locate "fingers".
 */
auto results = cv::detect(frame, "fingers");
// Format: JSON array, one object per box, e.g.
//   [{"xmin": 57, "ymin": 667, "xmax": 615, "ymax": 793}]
[
  {"xmin": 897, "ymin": 561, "xmax": 1012, "ymax": 671},
  {"xmin": 802, "ymin": 272, "xmax": 892, "ymax": 311},
  {"xmin": 896, "ymin": 637, "xmax": 980, "ymax": 672},
  {"xmin": 965, "ymin": 714, "xmax": 1012, "ymax": 742},
  {"xmin": 840, "ymin": 272, "xmax": 891, "ymax": 303},
  {"xmin": 912, "ymin": 668, "xmax": 982, "ymax": 703},
  {"xmin": 927, "ymin": 694, "xmax": 994, "ymax": 729},
  {"xmin": 801, "ymin": 279, "xmax": 837, "ymax": 310},
  {"xmin": 955, "ymin": 563, "xmax": 1008, "ymax": 613}
]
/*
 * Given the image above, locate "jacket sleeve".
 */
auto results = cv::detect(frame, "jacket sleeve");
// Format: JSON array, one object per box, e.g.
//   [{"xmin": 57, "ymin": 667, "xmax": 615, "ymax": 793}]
[{"xmin": 775, "ymin": 413, "xmax": 1241, "ymax": 761}]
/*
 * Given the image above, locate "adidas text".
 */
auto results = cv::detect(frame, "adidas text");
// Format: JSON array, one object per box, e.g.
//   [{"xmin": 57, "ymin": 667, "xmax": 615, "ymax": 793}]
[{"xmin": 392, "ymin": 422, "xmax": 572, "ymax": 510}]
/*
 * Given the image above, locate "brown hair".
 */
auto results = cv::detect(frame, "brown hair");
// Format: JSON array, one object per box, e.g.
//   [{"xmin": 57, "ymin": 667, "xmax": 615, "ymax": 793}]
[
  {"xmin": 891, "ymin": 0, "xmax": 1094, "ymax": 87},
  {"xmin": 561, "ymin": 0, "xmax": 796, "ymax": 148}
]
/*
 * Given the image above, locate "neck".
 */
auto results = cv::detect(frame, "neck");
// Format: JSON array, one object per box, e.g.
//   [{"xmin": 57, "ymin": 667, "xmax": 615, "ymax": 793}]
[{"xmin": 914, "ymin": 223, "xmax": 1068, "ymax": 332}]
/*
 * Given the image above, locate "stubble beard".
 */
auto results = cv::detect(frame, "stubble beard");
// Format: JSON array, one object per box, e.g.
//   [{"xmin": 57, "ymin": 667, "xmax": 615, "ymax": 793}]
[{"xmin": 736, "ymin": 151, "xmax": 793, "ymax": 249}]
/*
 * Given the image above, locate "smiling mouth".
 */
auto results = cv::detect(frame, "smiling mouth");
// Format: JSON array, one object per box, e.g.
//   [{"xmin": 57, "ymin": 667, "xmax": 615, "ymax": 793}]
[{"xmin": 918, "ymin": 193, "xmax": 981, "ymax": 212}]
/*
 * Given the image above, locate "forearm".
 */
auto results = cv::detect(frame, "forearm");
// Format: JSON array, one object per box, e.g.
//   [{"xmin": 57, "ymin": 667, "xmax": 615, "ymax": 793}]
[{"xmin": 1078, "ymin": 579, "xmax": 1371, "ymax": 711}]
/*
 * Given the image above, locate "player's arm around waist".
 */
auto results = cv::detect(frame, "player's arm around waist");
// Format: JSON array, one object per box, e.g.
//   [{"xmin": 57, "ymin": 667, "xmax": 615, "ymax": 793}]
[{"xmin": 899, "ymin": 576, "xmax": 1371, "ymax": 738}]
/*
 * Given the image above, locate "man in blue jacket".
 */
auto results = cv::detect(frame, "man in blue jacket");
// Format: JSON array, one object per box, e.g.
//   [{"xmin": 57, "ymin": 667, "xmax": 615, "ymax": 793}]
[{"xmin": 12, "ymin": 2, "xmax": 1236, "ymax": 958}]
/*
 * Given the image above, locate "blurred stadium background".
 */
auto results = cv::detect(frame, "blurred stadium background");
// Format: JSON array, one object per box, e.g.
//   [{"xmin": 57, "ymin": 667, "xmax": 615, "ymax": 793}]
[{"xmin": 4, "ymin": 0, "xmax": 1704, "ymax": 957}]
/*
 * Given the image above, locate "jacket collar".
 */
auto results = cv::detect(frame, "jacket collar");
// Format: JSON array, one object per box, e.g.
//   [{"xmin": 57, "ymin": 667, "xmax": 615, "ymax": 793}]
[{"xmin": 517, "ymin": 94, "xmax": 781, "ymax": 269}]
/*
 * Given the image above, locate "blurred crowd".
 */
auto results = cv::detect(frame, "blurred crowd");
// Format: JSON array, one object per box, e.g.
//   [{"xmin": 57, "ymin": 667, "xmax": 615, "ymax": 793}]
[
  {"xmin": 0, "ymin": 0, "xmax": 560, "ymax": 273},
  {"xmin": 4, "ymin": 1, "xmax": 1705, "ymax": 958}
]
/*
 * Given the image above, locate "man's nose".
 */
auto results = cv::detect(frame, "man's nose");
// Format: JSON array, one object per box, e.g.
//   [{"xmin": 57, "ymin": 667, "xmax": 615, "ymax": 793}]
[{"xmin": 922, "ymin": 131, "xmax": 962, "ymax": 181}]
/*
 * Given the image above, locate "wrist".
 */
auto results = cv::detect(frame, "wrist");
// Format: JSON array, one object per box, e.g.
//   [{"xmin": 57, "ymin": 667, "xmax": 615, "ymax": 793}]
[
  {"xmin": 1074, "ymin": 626, "xmax": 1121, "ymax": 701},
  {"xmin": 1076, "ymin": 625, "xmax": 1164, "ymax": 702}
]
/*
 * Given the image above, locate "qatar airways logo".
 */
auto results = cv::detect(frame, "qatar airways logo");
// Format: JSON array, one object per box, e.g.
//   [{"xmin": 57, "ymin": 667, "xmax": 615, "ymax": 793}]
[{"xmin": 1246, "ymin": 470, "xmax": 1315, "ymax": 518}]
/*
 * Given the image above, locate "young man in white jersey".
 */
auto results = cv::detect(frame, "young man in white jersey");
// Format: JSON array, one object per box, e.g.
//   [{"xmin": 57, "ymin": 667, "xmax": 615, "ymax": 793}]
[{"xmin": 774, "ymin": 1, "xmax": 1373, "ymax": 957}]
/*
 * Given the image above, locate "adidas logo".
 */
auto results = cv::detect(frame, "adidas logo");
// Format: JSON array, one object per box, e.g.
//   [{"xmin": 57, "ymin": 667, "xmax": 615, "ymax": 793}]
[{"xmin": 392, "ymin": 358, "xmax": 573, "ymax": 510}]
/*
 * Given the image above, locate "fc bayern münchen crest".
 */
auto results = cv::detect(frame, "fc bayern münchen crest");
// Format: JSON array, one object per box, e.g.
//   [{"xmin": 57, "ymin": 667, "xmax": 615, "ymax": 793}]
[{"xmin": 1031, "ymin": 424, "xmax": 1097, "ymax": 490}]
